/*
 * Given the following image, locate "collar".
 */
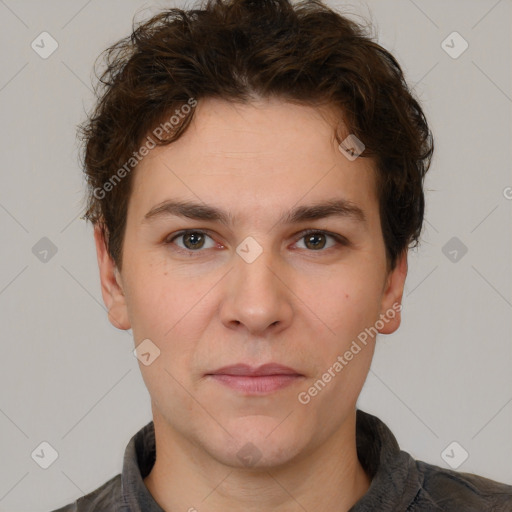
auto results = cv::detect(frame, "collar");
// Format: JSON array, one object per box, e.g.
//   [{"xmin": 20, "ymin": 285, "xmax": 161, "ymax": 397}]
[
  {"xmin": 350, "ymin": 409, "xmax": 423, "ymax": 510},
  {"xmin": 118, "ymin": 409, "xmax": 423, "ymax": 511}
]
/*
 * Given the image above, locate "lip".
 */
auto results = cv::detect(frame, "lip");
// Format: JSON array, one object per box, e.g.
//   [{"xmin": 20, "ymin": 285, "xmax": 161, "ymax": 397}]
[
  {"xmin": 207, "ymin": 363, "xmax": 302, "ymax": 377},
  {"xmin": 206, "ymin": 363, "xmax": 304, "ymax": 394}
]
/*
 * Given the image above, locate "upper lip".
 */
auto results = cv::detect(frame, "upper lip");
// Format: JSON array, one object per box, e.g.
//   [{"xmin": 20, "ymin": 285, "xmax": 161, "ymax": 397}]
[{"xmin": 207, "ymin": 363, "xmax": 302, "ymax": 377}]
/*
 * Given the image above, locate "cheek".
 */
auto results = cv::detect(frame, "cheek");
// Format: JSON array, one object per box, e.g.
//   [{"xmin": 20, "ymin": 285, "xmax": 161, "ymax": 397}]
[
  {"xmin": 124, "ymin": 259, "xmax": 198, "ymax": 337},
  {"xmin": 303, "ymin": 269, "xmax": 383, "ymax": 344},
  {"xmin": 128, "ymin": 272, "xmax": 205, "ymax": 407},
  {"xmin": 125, "ymin": 266, "xmax": 215, "ymax": 386},
  {"xmin": 292, "ymin": 280, "xmax": 379, "ymax": 433}
]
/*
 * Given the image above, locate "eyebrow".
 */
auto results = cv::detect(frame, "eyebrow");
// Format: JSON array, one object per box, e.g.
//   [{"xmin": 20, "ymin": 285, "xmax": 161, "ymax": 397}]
[{"xmin": 142, "ymin": 198, "xmax": 366, "ymax": 226}]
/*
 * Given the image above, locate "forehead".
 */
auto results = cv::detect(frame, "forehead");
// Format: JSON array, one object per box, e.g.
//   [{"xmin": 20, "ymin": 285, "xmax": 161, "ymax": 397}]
[{"xmin": 128, "ymin": 97, "xmax": 379, "ymax": 227}]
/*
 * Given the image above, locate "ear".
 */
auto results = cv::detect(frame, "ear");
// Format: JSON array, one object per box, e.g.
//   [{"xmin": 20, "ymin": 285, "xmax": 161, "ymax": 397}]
[
  {"xmin": 94, "ymin": 224, "xmax": 131, "ymax": 331},
  {"xmin": 377, "ymin": 249, "xmax": 408, "ymax": 335}
]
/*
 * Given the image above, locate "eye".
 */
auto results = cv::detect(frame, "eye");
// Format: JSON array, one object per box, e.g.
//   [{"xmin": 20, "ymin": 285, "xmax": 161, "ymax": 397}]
[
  {"xmin": 294, "ymin": 229, "xmax": 347, "ymax": 251},
  {"xmin": 165, "ymin": 228, "xmax": 349, "ymax": 254},
  {"xmin": 166, "ymin": 230, "xmax": 217, "ymax": 252}
]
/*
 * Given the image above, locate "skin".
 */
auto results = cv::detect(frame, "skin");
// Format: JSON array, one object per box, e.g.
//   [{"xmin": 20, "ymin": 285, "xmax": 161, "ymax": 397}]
[{"xmin": 95, "ymin": 97, "xmax": 407, "ymax": 512}]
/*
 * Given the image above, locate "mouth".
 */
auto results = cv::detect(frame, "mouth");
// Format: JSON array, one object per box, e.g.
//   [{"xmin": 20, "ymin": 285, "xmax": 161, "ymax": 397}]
[{"xmin": 205, "ymin": 363, "xmax": 304, "ymax": 394}]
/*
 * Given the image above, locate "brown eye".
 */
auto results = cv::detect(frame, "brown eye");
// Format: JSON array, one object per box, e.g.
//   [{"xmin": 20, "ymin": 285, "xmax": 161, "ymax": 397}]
[
  {"xmin": 182, "ymin": 232, "xmax": 206, "ymax": 250},
  {"xmin": 167, "ymin": 230, "xmax": 216, "ymax": 252},
  {"xmin": 296, "ymin": 230, "xmax": 344, "ymax": 251},
  {"xmin": 304, "ymin": 232, "xmax": 327, "ymax": 250}
]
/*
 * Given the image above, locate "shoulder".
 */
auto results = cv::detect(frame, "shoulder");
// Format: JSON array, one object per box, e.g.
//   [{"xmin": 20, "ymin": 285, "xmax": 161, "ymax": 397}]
[
  {"xmin": 50, "ymin": 474, "xmax": 122, "ymax": 512},
  {"xmin": 411, "ymin": 459, "xmax": 512, "ymax": 511}
]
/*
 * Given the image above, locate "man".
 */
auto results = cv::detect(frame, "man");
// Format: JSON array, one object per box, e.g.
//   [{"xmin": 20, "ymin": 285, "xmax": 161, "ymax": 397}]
[{"xmin": 54, "ymin": 0, "xmax": 512, "ymax": 510}]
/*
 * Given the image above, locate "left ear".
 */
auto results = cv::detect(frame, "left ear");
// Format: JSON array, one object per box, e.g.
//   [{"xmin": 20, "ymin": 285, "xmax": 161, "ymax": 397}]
[{"xmin": 377, "ymin": 249, "xmax": 408, "ymax": 335}]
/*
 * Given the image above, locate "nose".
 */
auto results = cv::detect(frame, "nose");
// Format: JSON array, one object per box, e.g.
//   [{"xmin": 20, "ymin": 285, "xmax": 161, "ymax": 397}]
[{"xmin": 219, "ymin": 243, "xmax": 293, "ymax": 336}]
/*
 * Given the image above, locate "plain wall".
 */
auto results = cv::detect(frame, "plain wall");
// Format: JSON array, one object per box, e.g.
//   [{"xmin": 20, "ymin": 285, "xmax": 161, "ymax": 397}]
[{"xmin": 0, "ymin": 0, "xmax": 510, "ymax": 510}]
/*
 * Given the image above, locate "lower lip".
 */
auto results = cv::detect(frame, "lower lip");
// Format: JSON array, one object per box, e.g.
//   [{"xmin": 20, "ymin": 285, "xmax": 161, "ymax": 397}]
[{"xmin": 208, "ymin": 374, "xmax": 303, "ymax": 394}]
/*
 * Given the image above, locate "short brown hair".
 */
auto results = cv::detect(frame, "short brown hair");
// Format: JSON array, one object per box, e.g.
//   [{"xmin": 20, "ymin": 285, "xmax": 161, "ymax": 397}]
[{"xmin": 80, "ymin": 0, "xmax": 433, "ymax": 271}]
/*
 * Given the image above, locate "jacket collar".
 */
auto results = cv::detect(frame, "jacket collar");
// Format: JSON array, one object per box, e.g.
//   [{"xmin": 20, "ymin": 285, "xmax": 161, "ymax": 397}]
[{"xmin": 119, "ymin": 409, "xmax": 423, "ymax": 511}]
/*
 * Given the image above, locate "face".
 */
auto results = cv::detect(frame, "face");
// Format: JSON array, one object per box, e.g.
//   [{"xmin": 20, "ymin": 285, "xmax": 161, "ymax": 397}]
[{"xmin": 95, "ymin": 97, "xmax": 407, "ymax": 469}]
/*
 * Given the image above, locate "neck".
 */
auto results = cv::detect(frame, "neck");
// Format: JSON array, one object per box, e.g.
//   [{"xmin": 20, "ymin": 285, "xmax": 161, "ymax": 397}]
[{"xmin": 144, "ymin": 408, "xmax": 371, "ymax": 512}]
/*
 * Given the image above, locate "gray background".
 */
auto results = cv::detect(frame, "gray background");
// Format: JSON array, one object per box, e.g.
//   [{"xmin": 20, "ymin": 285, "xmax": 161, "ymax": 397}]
[{"xmin": 0, "ymin": 0, "xmax": 510, "ymax": 510}]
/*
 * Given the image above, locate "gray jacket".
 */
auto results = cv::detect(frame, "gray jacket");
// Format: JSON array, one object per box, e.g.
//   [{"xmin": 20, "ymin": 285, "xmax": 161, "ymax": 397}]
[{"xmin": 52, "ymin": 409, "xmax": 512, "ymax": 511}]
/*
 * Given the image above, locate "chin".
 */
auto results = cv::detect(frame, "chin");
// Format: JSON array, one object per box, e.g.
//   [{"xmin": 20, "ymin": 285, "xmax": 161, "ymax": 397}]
[{"xmin": 204, "ymin": 426, "xmax": 306, "ymax": 471}]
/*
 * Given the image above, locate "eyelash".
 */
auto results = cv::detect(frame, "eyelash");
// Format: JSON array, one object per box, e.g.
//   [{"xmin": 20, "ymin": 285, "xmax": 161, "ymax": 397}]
[{"xmin": 165, "ymin": 229, "xmax": 349, "ymax": 255}]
